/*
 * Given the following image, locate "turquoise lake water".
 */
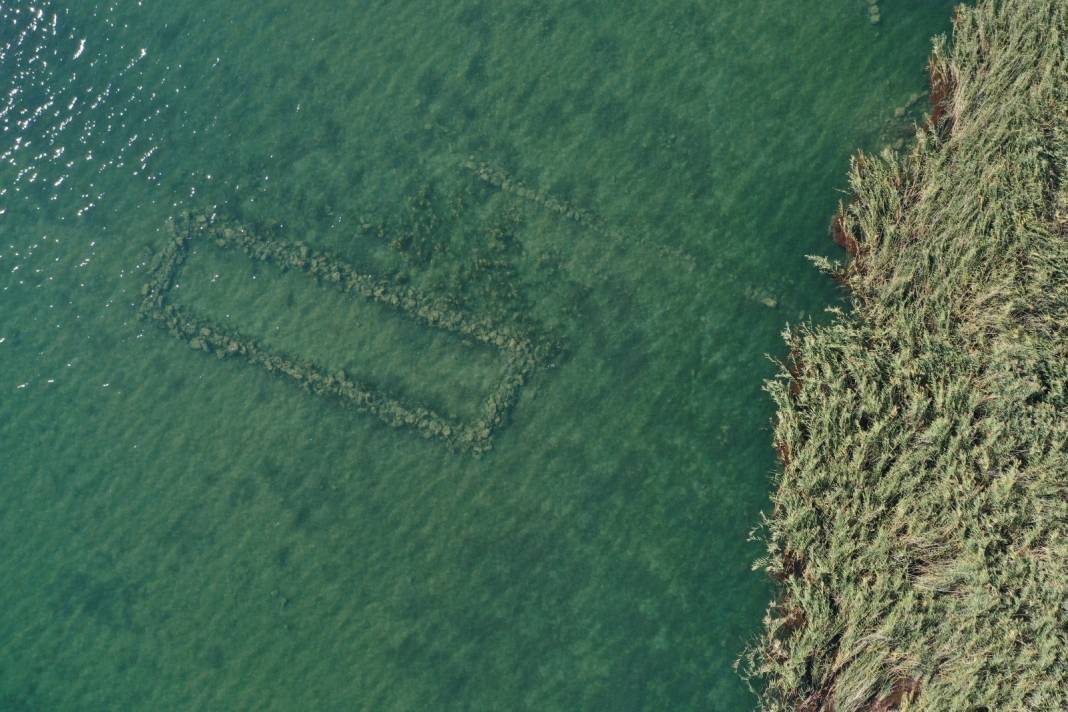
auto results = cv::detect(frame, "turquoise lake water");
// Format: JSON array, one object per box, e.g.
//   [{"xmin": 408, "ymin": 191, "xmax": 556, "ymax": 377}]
[{"xmin": 0, "ymin": 2, "xmax": 955, "ymax": 709}]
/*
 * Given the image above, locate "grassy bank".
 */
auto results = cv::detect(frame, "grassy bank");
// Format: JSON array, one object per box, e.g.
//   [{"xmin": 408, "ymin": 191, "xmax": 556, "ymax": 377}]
[{"xmin": 744, "ymin": 1, "xmax": 1068, "ymax": 709}]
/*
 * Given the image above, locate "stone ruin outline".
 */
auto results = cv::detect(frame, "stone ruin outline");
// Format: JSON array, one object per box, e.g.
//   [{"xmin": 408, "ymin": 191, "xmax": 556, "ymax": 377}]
[{"xmin": 138, "ymin": 212, "xmax": 552, "ymax": 454}]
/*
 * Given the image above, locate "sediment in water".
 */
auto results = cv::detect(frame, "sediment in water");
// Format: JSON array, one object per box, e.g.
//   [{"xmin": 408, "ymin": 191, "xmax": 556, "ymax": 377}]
[{"xmin": 742, "ymin": 1, "xmax": 1068, "ymax": 709}]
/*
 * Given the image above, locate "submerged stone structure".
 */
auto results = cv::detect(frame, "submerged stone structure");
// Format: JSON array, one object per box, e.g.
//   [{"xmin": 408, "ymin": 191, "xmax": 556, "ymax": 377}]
[
  {"xmin": 139, "ymin": 212, "xmax": 553, "ymax": 454},
  {"xmin": 744, "ymin": 1, "xmax": 1067, "ymax": 709}
]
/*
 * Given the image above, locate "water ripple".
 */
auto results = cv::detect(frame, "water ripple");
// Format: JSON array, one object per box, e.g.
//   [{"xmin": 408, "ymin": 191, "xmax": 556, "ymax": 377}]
[{"xmin": 0, "ymin": 1, "xmax": 164, "ymax": 219}]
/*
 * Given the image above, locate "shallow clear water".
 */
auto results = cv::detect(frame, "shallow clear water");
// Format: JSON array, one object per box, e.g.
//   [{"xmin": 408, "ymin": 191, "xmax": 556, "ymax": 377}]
[{"xmin": 0, "ymin": 1, "xmax": 953, "ymax": 709}]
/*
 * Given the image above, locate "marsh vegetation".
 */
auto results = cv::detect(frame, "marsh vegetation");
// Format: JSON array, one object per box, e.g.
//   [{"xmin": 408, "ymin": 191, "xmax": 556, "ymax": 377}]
[{"xmin": 744, "ymin": 1, "xmax": 1068, "ymax": 708}]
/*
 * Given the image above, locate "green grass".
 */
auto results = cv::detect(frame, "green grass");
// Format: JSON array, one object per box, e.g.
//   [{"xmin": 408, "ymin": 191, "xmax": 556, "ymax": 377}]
[{"xmin": 743, "ymin": 1, "xmax": 1068, "ymax": 709}]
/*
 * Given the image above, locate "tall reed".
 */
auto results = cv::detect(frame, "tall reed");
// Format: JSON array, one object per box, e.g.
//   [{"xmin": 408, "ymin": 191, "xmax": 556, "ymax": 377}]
[{"xmin": 743, "ymin": 1, "xmax": 1068, "ymax": 709}]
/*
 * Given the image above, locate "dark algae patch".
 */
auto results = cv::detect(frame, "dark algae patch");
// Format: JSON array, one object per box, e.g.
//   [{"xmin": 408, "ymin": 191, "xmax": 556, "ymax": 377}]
[{"xmin": 745, "ymin": 1, "xmax": 1068, "ymax": 709}]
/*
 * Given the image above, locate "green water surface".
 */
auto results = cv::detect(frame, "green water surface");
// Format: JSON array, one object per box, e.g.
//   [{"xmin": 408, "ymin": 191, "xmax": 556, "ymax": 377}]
[{"xmin": 0, "ymin": 1, "xmax": 954, "ymax": 709}]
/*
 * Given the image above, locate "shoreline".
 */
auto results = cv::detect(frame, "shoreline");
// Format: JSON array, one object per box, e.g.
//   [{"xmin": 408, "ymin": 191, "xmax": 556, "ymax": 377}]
[{"xmin": 744, "ymin": 1, "xmax": 1068, "ymax": 709}]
